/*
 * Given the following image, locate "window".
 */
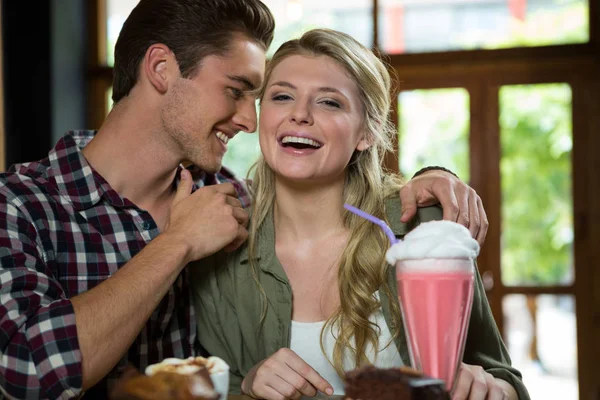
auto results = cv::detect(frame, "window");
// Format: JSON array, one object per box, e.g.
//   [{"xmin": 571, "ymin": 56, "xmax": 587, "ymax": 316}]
[
  {"xmin": 261, "ymin": 0, "xmax": 374, "ymax": 55},
  {"xmin": 398, "ymin": 88, "xmax": 470, "ymax": 180},
  {"xmin": 379, "ymin": 0, "xmax": 589, "ymax": 54}
]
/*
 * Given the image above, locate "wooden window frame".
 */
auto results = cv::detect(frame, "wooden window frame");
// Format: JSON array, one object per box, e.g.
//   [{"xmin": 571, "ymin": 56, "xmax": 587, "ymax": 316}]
[
  {"xmin": 87, "ymin": 0, "xmax": 111, "ymax": 130},
  {"xmin": 87, "ymin": 0, "xmax": 600, "ymax": 397}
]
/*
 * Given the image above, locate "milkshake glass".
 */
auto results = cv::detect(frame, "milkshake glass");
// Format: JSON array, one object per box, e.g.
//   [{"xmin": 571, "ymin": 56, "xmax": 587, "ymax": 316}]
[{"xmin": 386, "ymin": 220, "xmax": 480, "ymax": 391}]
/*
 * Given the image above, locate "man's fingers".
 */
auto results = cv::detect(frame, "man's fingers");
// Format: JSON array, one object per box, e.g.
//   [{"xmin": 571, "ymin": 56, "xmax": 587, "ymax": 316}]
[
  {"xmin": 232, "ymin": 206, "xmax": 249, "ymax": 228},
  {"xmin": 223, "ymin": 225, "xmax": 248, "ymax": 253},
  {"xmin": 211, "ymin": 182, "xmax": 237, "ymax": 196},
  {"xmin": 455, "ymin": 186, "xmax": 470, "ymax": 228},
  {"xmin": 399, "ymin": 186, "xmax": 418, "ymax": 223},
  {"xmin": 173, "ymin": 169, "xmax": 193, "ymax": 206},
  {"xmin": 435, "ymin": 185, "xmax": 460, "ymax": 223},
  {"xmin": 476, "ymin": 196, "xmax": 488, "ymax": 248},
  {"xmin": 225, "ymin": 193, "xmax": 243, "ymax": 208},
  {"xmin": 467, "ymin": 190, "xmax": 480, "ymax": 240}
]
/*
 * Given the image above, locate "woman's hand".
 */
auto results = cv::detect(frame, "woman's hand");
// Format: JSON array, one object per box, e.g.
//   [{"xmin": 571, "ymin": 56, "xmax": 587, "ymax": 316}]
[
  {"xmin": 241, "ymin": 348, "xmax": 333, "ymax": 399},
  {"xmin": 451, "ymin": 363, "xmax": 517, "ymax": 400}
]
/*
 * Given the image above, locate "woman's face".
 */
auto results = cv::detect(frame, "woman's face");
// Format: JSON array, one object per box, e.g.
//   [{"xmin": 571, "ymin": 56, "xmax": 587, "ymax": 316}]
[{"xmin": 259, "ymin": 54, "xmax": 369, "ymax": 184}]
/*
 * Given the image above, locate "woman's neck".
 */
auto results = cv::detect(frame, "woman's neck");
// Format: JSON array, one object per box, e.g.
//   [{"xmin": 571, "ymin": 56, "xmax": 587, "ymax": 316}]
[{"xmin": 273, "ymin": 177, "xmax": 347, "ymax": 243}]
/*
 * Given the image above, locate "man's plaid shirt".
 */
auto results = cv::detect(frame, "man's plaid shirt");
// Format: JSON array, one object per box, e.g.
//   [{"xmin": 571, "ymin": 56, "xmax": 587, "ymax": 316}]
[{"xmin": 0, "ymin": 131, "xmax": 251, "ymax": 399}]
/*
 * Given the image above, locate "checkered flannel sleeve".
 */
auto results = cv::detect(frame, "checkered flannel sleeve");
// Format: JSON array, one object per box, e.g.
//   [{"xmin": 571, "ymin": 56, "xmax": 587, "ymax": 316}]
[{"xmin": 0, "ymin": 198, "xmax": 83, "ymax": 400}]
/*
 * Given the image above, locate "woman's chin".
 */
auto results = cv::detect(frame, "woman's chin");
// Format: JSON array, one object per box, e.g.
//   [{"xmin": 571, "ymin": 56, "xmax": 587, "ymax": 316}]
[
  {"xmin": 275, "ymin": 172, "xmax": 315, "ymax": 184},
  {"xmin": 274, "ymin": 170, "xmax": 346, "ymax": 189}
]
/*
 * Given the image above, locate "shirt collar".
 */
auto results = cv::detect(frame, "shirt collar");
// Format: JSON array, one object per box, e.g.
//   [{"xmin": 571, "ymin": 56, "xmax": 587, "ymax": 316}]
[{"xmin": 48, "ymin": 130, "xmax": 118, "ymax": 210}]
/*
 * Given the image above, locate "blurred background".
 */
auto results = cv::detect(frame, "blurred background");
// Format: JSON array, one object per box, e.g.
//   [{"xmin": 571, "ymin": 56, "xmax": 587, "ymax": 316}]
[{"xmin": 1, "ymin": 1, "xmax": 599, "ymax": 398}]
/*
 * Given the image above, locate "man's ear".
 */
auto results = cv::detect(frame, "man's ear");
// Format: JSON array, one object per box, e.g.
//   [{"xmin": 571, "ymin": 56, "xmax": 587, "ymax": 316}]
[{"xmin": 143, "ymin": 43, "xmax": 177, "ymax": 94}]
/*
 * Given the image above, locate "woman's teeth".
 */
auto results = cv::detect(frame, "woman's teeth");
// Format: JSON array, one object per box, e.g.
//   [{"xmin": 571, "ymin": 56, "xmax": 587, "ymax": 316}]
[
  {"xmin": 281, "ymin": 136, "xmax": 322, "ymax": 148},
  {"xmin": 216, "ymin": 132, "xmax": 229, "ymax": 144}
]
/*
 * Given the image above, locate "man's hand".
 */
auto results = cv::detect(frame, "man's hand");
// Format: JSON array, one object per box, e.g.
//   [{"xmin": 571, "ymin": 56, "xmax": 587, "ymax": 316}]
[
  {"xmin": 399, "ymin": 169, "xmax": 488, "ymax": 247},
  {"xmin": 451, "ymin": 363, "xmax": 518, "ymax": 400},
  {"xmin": 164, "ymin": 169, "xmax": 249, "ymax": 263},
  {"xmin": 71, "ymin": 169, "xmax": 249, "ymax": 390},
  {"xmin": 242, "ymin": 348, "xmax": 333, "ymax": 399}
]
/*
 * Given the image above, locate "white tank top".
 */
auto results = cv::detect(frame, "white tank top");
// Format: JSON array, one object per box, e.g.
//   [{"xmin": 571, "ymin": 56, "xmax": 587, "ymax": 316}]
[{"xmin": 289, "ymin": 292, "xmax": 403, "ymax": 395}]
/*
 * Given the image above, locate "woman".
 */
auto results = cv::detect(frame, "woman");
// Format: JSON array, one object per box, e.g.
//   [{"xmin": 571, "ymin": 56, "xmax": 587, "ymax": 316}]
[{"xmin": 191, "ymin": 29, "xmax": 529, "ymax": 400}]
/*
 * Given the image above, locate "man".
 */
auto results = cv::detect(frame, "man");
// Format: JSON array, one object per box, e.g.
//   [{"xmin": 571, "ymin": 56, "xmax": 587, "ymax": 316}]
[{"xmin": 0, "ymin": 0, "xmax": 487, "ymax": 398}]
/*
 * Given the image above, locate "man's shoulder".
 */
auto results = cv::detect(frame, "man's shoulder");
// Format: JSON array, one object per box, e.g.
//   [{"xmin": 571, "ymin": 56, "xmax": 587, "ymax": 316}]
[{"xmin": 0, "ymin": 158, "xmax": 54, "ymax": 206}]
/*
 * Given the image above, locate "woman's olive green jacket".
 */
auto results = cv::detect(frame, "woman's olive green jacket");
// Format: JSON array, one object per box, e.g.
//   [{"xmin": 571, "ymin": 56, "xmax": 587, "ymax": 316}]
[{"xmin": 190, "ymin": 199, "xmax": 530, "ymax": 399}]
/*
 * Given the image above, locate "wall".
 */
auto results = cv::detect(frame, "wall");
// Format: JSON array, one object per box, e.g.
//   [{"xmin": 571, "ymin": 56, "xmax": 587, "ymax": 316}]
[
  {"xmin": 52, "ymin": 0, "xmax": 86, "ymax": 146},
  {"xmin": 1, "ymin": 0, "xmax": 86, "ymax": 167}
]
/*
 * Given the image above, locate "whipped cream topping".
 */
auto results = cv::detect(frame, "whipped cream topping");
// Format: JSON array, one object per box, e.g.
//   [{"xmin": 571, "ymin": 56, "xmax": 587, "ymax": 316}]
[
  {"xmin": 386, "ymin": 220, "xmax": 480, "ymax": 264},
  {"xmin": 190, "ymin": 381, "xmax": 219, "ymax": 398},
  {"xmin": 205, "ymin": 356, "xmax": 229, "ymax": 374},
  {"xmin": 145, "ymin": 356, "xmax": 229, "ymax": 376}
]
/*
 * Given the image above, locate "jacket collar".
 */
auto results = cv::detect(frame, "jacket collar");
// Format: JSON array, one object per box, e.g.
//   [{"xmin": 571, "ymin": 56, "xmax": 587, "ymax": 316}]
[{"xmin": 239, "ymin": 198, "xmax": 412, "ymax": 281}]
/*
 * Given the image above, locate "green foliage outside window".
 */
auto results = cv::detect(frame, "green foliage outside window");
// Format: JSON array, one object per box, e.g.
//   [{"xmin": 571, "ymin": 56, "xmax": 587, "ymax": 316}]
[
  {"xmin": 222, "ymin": 130, "xmax": 261, "ymax": 181},
  {"xmin": 500, "ymin": 84, "xmax": 573, "ymax": 285}
]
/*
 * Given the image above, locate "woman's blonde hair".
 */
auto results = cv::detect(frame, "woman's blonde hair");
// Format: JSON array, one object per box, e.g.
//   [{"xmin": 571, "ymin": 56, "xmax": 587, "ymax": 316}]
[{"xmin": 248, "ymin": 28, "xmax": 403, "ymax": 378}]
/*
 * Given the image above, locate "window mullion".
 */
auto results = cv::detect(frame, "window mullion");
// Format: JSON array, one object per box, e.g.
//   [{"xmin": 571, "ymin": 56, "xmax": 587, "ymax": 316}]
[{"xmin": 372, "ymin": 0, "xmax": 379, "ymax": 51}]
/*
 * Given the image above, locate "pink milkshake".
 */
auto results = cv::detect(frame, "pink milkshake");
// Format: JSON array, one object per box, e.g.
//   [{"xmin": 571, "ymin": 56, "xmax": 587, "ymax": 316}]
[{"xmin": 386, "ymin": 221, "xmax": 480, "ymax": 392}]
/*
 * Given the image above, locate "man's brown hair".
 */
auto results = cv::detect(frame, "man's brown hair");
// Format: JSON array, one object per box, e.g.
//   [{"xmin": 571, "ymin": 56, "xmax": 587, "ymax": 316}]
[{"xmin": 112, "ymin": 0, "xmax": 275, "ymax": 103}]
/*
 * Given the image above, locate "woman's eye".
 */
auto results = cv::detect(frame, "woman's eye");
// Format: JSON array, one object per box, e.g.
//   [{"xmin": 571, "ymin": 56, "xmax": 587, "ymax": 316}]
[
  {"xmin": 272, "ymin": 94, "xmax": 292, "ymax": 101},
  {"xmin": 322, "ymin": 100, "xmax": 341, "ymax": 108}
]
